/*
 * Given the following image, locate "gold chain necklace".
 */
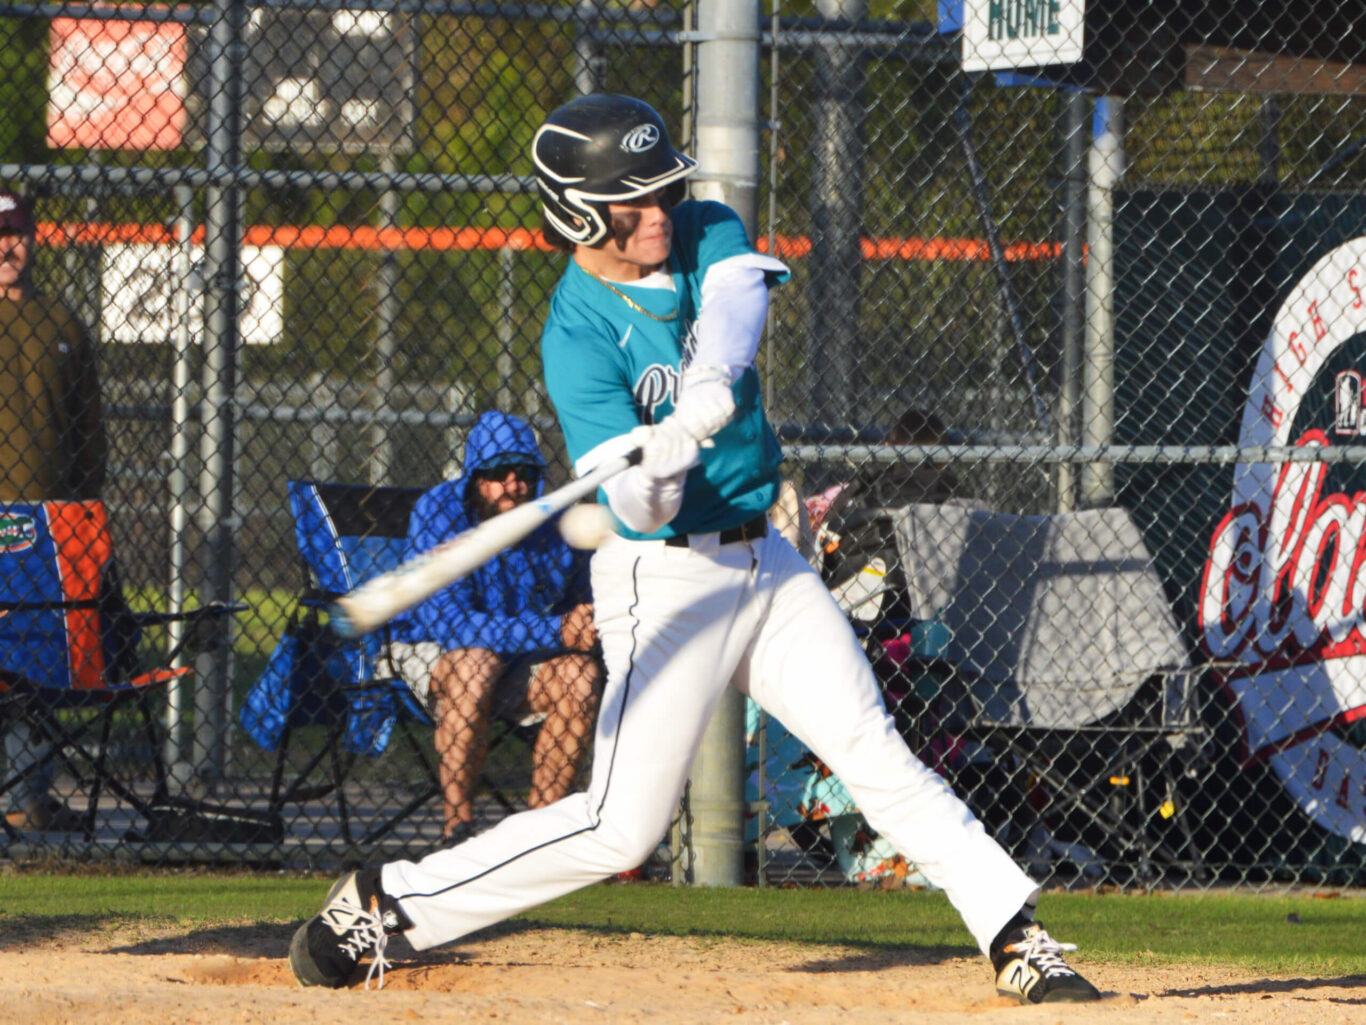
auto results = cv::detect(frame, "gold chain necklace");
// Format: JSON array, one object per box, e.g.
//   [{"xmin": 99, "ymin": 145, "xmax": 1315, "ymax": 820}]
[{"xmin": 585, "ymin": 269, "xmax": 677, "ymax": 322}]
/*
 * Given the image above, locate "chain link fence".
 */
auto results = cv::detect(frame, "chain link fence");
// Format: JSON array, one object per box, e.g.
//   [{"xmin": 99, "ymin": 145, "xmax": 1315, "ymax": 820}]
[{"xmin": 3, "ymin": 1, "xmax": 1366, "ymax": 891}]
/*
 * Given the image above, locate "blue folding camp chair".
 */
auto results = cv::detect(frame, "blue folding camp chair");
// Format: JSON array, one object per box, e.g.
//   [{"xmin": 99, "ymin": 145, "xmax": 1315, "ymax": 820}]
[
  {"xmin": 0, "ymin": 500, "xmax": 243, "ymax": 842},
  {"xmin": 240, "ymin": 480, "xmax": 443, "ymax": 845}
]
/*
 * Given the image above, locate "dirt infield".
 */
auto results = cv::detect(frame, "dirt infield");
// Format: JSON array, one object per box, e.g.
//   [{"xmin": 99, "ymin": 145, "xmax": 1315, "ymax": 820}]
[{"xmin": 6, "ymin": 918, "xmax": 1366, "ymax": 1025}]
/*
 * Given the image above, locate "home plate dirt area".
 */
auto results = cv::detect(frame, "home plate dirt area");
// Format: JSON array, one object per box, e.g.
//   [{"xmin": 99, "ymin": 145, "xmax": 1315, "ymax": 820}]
[{"xmin": 4, "ymin": 918, "xmax": 1365, "ymax": 1024}]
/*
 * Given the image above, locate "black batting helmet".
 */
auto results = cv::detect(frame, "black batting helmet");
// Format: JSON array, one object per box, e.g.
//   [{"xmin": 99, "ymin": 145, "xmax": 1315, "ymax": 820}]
[{"xmin": 531, "ymin": 94, "xmax": 697, "ymax": 247}]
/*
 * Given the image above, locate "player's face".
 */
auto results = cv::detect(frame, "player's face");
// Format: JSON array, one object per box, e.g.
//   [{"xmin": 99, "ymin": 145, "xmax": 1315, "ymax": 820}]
[
  {"xmin": 471, "ymin": 463, "xmax": 539, "ymax": 520},
  {"xmin": 605, "ymin": 191, "xmax": 673, "ymax": 272},
  {"xmin": 0, "ymin": 230, "xmax": 31, "ymax": 299}
]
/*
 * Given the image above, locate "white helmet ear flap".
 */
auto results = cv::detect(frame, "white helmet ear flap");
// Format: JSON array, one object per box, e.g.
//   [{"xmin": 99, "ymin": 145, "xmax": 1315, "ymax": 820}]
[
  {"xmin": 532, "ymin": 122, "xmax": 610, "ymax": 245},
  {"xmin": 541, "ymin": 205, "xmax": 603, "ymax": 246}
]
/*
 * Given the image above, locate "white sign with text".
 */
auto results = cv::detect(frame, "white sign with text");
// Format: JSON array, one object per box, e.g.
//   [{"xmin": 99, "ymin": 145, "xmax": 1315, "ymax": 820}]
[
  {"xmin": 100, "ymin": 244, "xmax": 284, "ymax": 345},
  {"xmin": 961, "ymin": 0, "xmax": 1085, "ymax": 73}
]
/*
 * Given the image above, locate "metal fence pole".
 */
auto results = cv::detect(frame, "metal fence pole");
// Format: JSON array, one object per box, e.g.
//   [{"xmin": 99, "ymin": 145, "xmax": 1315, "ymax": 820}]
[
  {"xmin": 687, "ymin": 0, "xmax": 762, "ymax": 888},
  {"xmin": 370, "ymin": 152, "xmax": 401, "ymax": 485},
  {"xmin": 163, "ymin": 183, "xmax": 197, "ymax": 778},
  {"xmin": 191, "ymin": 0, "xmax": 244, "ymax": 789},
  {"xmin": 574, "ymin": 0, "xmax": 602, "ymax": 95},
  {"xmin": 1056, "ymin": 88, "xmax": 1089, "ymax": 512},
  {"xmin": 496, "ymin": 247, "xmax": 515, "ymax": 415},
  {"xmin": 1081, "ymin": 95, "xmax": 1124, "ymax": 506},
  {"xmin": 807, "ymin": 0, "xmax": 867, "ymax": 429},
  {"xmin": 309, "ymin": 374, "xmax": 337, "ymax": 481}
]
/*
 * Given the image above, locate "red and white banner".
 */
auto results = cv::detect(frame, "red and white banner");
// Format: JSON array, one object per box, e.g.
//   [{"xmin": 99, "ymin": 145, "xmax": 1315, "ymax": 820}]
[
  {"xmin": 46, "ymin": 19, "xmax": 187, "ymax": 151},
  {"xmin": 1199, "ymin": 237, "xmax": 1366, "ymax": 841}
]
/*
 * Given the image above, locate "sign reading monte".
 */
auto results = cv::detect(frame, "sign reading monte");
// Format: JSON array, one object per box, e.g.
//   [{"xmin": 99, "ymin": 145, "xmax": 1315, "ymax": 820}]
[{"xmin": 961, "ymin": 0, "xmax": 1085, "ymax": 72}]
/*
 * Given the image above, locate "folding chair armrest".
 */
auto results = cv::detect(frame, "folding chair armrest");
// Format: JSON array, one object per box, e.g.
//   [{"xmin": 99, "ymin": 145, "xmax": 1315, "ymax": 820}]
[
  {"xmin": 126, "ymin": 600, "xmax": 248, "ymax": 629},
  {"xmin": 297, "ymin": 598, "xmax": 338, "ymax": 623},
  {"xmin": 131, "ymin": 601, "xmax": 248, "ymax": 663}
]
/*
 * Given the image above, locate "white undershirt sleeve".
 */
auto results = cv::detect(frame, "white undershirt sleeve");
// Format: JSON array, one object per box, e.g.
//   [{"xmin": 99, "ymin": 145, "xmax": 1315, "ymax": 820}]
[
  {"xmin": 693, "ymin": 252, "xmax": 789, "ymax": 381},
  {"xmin": 601, "ymin": 468, "xmax": 686, "ymax": 534},
  {"xmin": 574, "ymin": 433, "xmax": 686, "ymax": 534}
]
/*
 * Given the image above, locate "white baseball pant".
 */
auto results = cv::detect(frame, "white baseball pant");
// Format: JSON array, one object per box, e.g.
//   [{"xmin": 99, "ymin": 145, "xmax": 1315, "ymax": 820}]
[{"xmin": 382, "ymin": 526, "xmax": 1038, "ymax": 954}]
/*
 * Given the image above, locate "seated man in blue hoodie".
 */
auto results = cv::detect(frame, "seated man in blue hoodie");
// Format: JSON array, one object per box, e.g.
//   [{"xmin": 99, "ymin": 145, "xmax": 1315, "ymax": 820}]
[{"xmin": 391, "ymin": 410, "xmax": 600, "ymax": 842}]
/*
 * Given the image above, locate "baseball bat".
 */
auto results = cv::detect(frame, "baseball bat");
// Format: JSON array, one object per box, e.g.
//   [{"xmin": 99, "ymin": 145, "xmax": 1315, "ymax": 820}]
[{"xmin": 330, "ymin": 450, "xmax": 639, "ymax": 638}]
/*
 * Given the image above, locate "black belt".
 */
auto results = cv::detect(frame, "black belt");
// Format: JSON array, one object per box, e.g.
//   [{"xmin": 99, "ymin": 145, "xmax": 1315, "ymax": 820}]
[{"xmin": 665, "ymin": 514, "xmax": 769, "ymax": 548}]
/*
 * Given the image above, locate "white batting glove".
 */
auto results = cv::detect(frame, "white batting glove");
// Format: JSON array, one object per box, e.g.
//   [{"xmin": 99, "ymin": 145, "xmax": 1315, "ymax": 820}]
[
  {"xmin": 672, "ymin": 364, "xmax": 736, "ymax": 442},
  {"xmin": 631, "ymin": 420, "xmax": 701, "ymax": 480}
]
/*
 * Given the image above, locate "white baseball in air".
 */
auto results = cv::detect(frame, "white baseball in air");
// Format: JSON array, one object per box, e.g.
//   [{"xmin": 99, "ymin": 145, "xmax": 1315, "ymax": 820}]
[{"xmin": 558, "ymin": 503, "xmax": 614, "ymax": 549}]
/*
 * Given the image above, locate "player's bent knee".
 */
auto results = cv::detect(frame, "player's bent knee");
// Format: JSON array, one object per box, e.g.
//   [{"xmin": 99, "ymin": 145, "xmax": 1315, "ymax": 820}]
[
  {"xmin": 592, "ymin": 809, "xmax": 673, "ymax": 869},
  {"xmin": 596, "ymin": 837, "xmax": 661, "ymax": 875}
]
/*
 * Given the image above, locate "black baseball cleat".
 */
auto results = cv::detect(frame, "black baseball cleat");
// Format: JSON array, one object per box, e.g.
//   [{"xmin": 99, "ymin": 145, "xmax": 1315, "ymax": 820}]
[
  {"xmin": 990, "ymin": 922, "xmax": 1101, "ymax": 1004},
  {"xmin": 290, "ymin": 867, "xmax": 411, "ymax": 989}
]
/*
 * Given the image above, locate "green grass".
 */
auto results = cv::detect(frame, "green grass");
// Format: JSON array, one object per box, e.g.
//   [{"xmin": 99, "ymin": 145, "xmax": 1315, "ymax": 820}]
[{"xmin": 2, "ymin": 873, "xmax": 1365, "ymax": 976}]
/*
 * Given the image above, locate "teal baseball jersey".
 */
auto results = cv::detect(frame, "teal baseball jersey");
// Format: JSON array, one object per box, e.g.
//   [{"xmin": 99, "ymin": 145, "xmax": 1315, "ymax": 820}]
[{"xmin": 540, "ymin": 199, "xmax": 788, "ymax": 539}]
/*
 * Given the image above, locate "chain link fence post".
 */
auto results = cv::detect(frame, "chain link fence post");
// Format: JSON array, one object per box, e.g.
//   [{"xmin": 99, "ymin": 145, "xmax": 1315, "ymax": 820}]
[{"xmin": 685, "ymin": 0, "xmax": 763, "ymax": 889}]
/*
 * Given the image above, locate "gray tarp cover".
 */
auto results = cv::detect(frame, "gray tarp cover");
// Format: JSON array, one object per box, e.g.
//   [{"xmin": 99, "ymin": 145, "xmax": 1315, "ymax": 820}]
[{"xmin": 893, "ymin": 504, "xmax": 1188, "ymax": 729}]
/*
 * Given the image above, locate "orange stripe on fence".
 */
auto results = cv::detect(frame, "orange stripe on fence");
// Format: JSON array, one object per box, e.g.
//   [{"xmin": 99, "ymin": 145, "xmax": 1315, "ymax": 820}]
[
  {"xmin": 38, "ymin": 222, "xmax": 193, "ymax": 246},
  {"xmin": 755, "ymin": 235, "xmax": 1064, "ymax": 262},
  {"xmin": 36, "ymin": 222, "xmax": 1065, "ymax": 261},
  {"xmin": 241, "ymin": 224, "xmax": 553, "ymax": 251}
]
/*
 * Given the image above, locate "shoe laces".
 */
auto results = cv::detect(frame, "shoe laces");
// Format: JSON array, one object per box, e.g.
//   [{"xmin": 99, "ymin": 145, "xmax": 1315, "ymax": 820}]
[
  {"xmin": 362, "ymin": 932, "xmax": 392, "ymax": 991},
  {"xmin": 1009, "ymin": 927, "xmax": 1079, "ymax": 979},
  {"xmin": 321, "ymin": 895, "xmax": 393, "ymax": 990}
]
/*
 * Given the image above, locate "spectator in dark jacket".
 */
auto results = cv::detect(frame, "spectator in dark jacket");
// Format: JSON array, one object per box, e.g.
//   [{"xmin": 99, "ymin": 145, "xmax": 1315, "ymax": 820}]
[
  {"xmin": 0, "ymin": 189, "xmax": 107, "ymax": 834},
  {"xmin": 390, "ymin": 410, "xmax": 600, "ymax": 841}
]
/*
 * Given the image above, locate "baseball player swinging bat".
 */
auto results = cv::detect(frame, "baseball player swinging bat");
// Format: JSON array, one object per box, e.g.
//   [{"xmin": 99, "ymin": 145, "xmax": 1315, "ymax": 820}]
[{"xmin": 330, "ymin": 449, "xmax": 640, "ymax": 638}]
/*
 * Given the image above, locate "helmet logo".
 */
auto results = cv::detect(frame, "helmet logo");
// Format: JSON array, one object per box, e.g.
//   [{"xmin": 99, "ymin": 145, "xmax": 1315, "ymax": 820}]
[{"xmin": 620, "ymin": 124, "xmax": 660, "ymax": 153}]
